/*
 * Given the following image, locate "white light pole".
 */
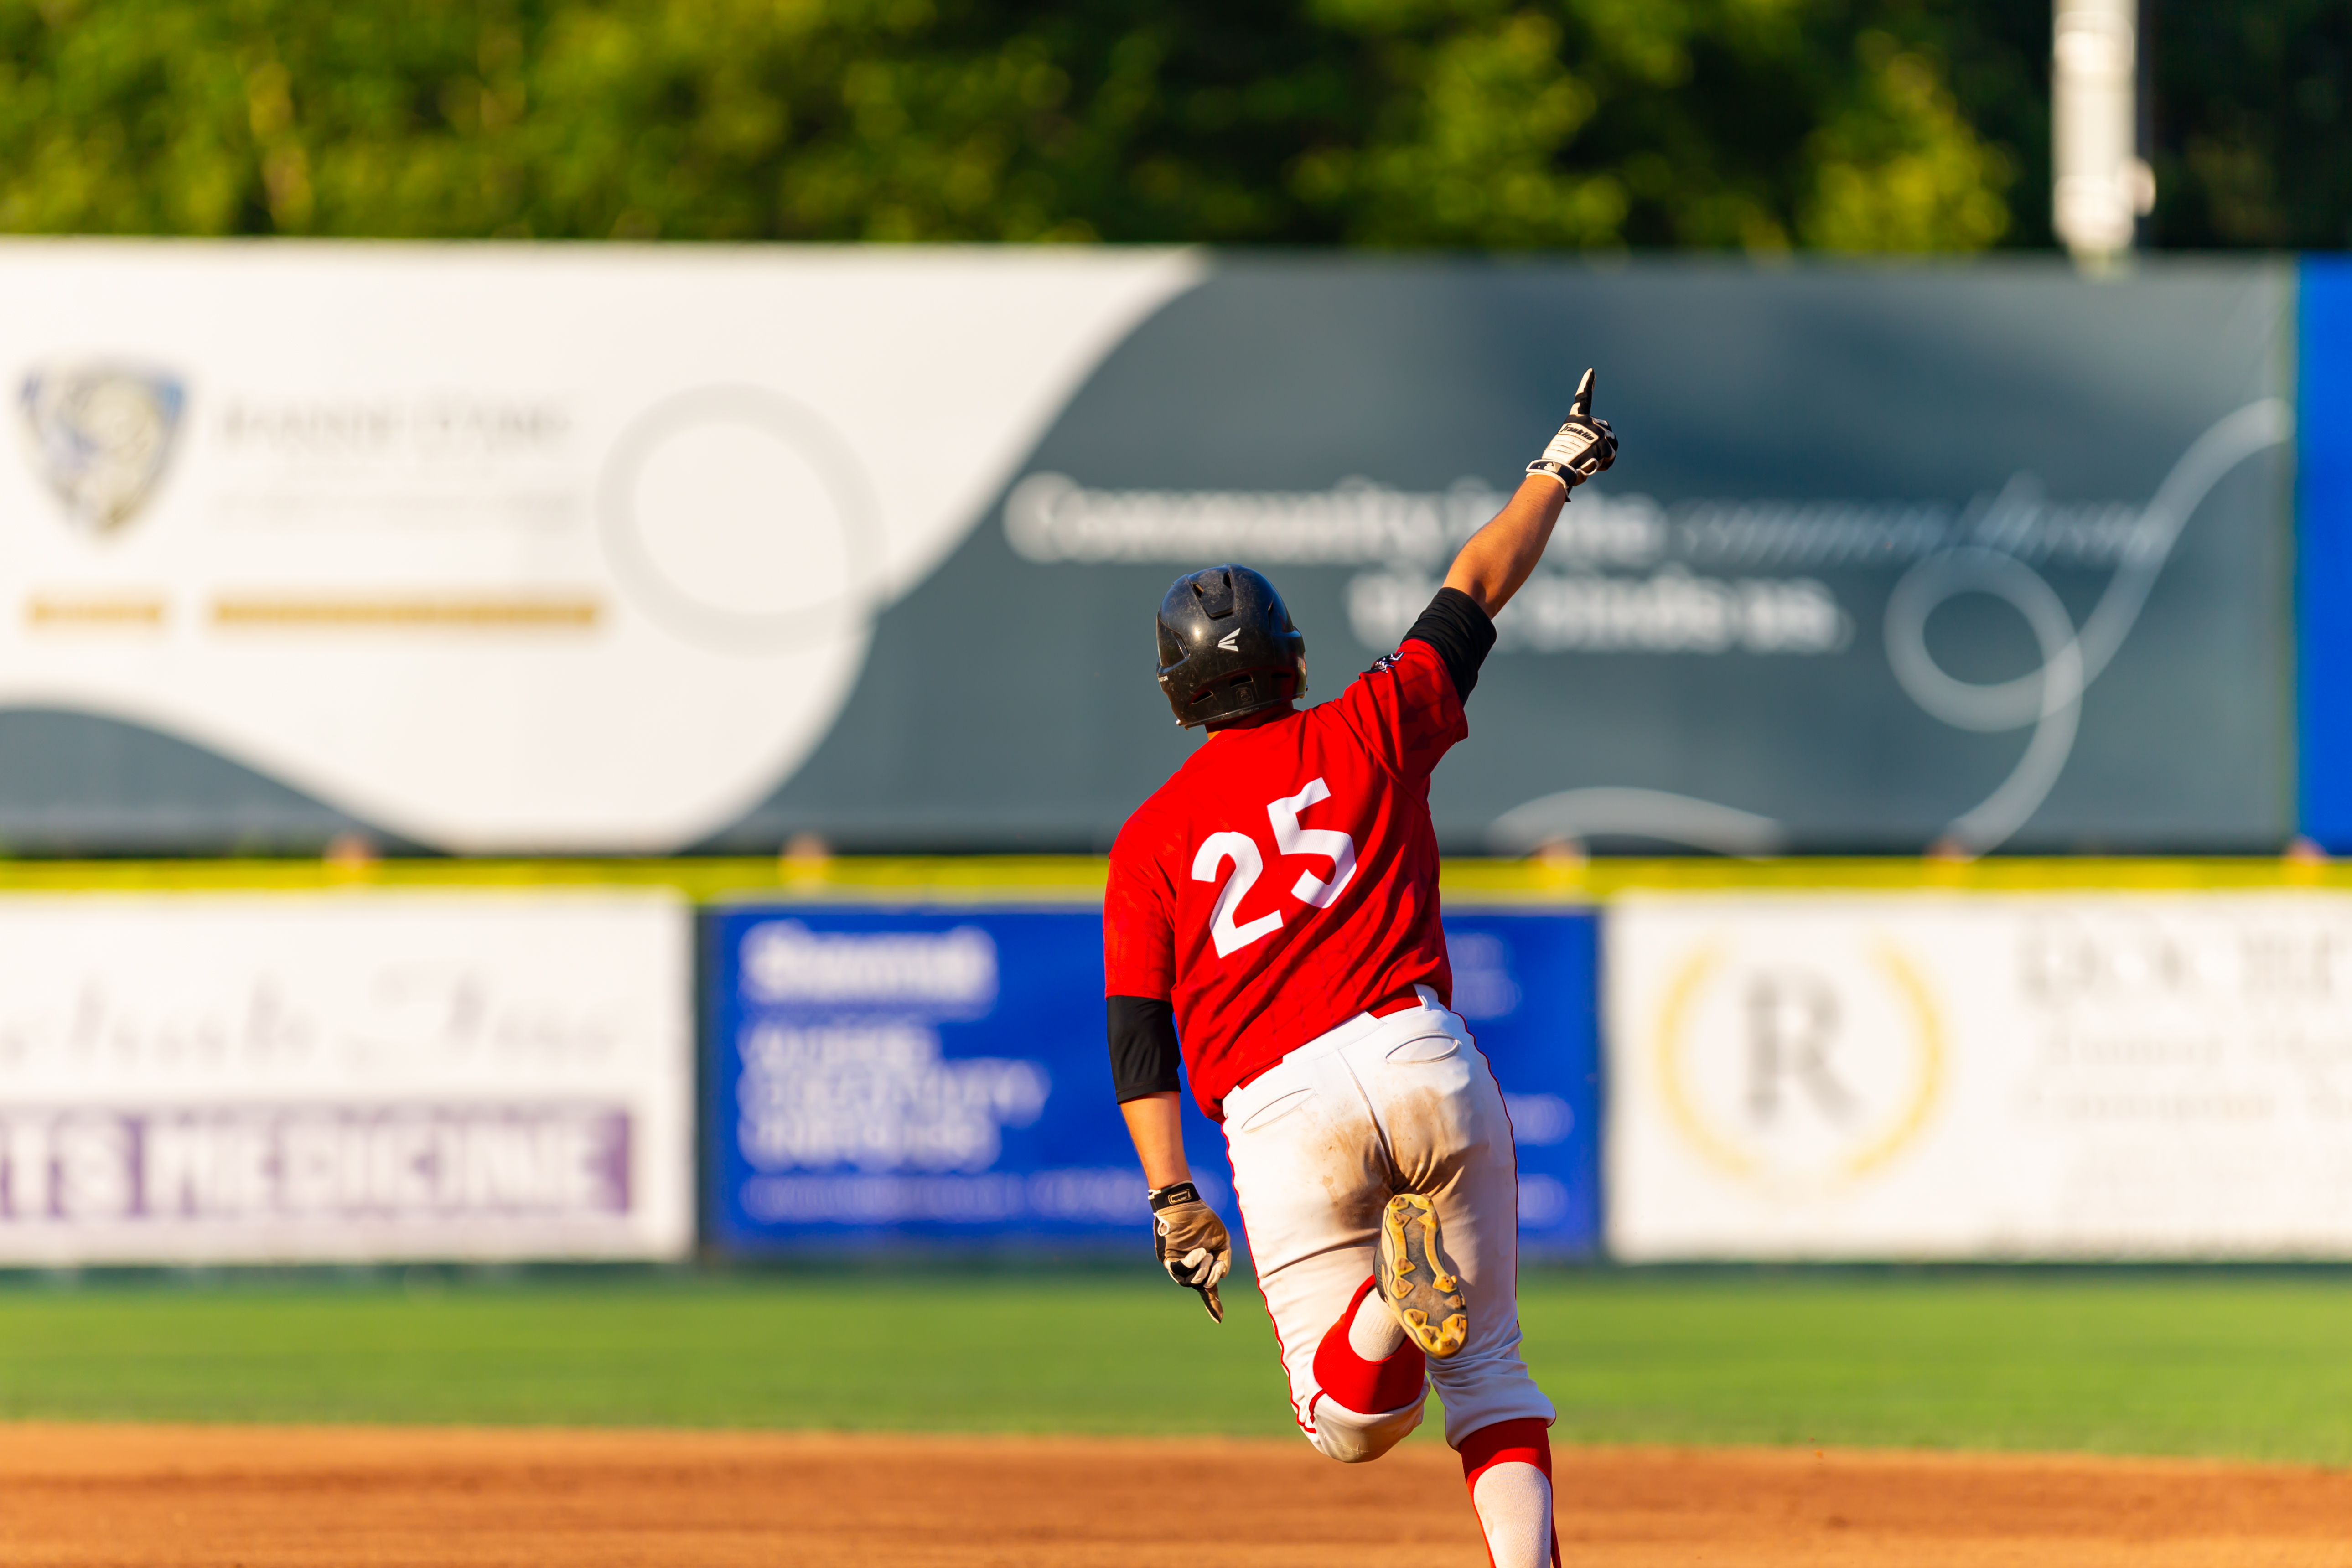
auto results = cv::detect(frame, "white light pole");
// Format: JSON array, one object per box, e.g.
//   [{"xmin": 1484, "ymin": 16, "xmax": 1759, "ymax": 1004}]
[{"xmin": 2052, "ymin": 0, "xmax": 2155, "ymax": 269}]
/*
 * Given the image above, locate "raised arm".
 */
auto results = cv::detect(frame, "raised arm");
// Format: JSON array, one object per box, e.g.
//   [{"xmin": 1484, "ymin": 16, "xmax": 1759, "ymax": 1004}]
[
  {"xmin": 1441, "ymin": 475, "xmax": 1572, "ymax": 620},
  {"xmin": 1442, "ymin": 368, "xmax": 1619, "ymax": 619}
]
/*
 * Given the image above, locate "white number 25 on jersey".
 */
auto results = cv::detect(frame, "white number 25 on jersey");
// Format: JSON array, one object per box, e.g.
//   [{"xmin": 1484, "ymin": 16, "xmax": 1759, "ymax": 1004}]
[{"xmin": 1190, "ymin": 777, "xmax": 1361, "ymax": 958}]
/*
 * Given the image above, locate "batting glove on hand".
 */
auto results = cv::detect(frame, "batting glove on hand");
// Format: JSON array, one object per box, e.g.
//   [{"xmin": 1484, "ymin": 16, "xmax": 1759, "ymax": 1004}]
[
  {"xmin": 1150, "ymin": 1181, "xmax": 1231, "ymax": 1324},
  {"xmin": 1527, "ymin": 367, "xmax": 1617, "ymax": 488}
]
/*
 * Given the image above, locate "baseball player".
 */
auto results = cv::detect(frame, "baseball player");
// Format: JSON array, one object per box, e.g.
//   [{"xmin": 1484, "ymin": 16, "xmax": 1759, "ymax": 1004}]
[{"xmin": 1104, "ymin": 374, "xmax": 1617, "ymax": 1568}]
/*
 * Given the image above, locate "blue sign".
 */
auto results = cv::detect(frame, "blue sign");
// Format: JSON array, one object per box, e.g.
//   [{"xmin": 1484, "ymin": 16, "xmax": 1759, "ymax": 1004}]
[
  {"xmin": 2303, "ymin": 258, "xmax": 2352, "ymax": 851},
  {"xmin": 705, "ymin": 904, "xmax": 1601, "ymax": 1255}
]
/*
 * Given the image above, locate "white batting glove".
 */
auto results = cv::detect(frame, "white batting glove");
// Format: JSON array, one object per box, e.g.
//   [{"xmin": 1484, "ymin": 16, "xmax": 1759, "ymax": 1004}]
[
  {"xmin": 1527, "ymin": 367, "xmax": 1617, "ymax": 487},
  {"xmin": 1150, "ymin": 1181, "xmax": 1231, "ymax": 1324}
]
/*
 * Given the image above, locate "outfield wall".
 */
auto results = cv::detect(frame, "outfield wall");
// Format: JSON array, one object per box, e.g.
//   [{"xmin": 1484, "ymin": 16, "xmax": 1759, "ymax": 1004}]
[
  {"xmin": 0, "ymin": 885, "xmax": 693, "ymax": 1263},
  {"xmin": 0, "ymin": 857, "xmax": 2349, "ymax": 1264},
  {"xmin": 1608, "ymin": 890, "xmax": 2352, "ymax": 1259},
  {"xmin": 702, "ymin": 903, "xmax": 1600, "ymax": 1255},
  {"xmin": 0, "ymin": 247, "xmax": 2336, "ymax": 858}
]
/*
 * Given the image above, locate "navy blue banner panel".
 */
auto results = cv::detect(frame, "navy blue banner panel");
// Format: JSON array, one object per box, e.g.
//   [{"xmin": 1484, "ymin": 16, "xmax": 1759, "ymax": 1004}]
[
  {"xmin": 2301, "ymin": 258, "xmax": 2352, "ymax": 852},
  {"xmin": 725, "ymin": 261, "xmax": 2293, "ymax": 858},
  {"xmin": 705, "ymin": 905, "xmax": 1600, "ymax": 1255}
]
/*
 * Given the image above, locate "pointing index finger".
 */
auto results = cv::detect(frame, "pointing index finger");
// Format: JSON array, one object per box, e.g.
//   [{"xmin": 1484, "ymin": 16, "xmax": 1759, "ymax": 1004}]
[{"xmin": 1570, "ymin": 367, "xmax": 1596, "ymax": 419}]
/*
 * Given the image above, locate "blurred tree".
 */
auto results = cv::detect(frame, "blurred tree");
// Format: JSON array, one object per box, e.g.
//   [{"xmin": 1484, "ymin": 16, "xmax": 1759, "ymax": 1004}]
[
  {"xmin": 5, "ymin": 0, "xmax": 2335, "ymax": 253},
  {"xmin": 2145, "ymin": 0, "xmax": 2352, "ymax": 248},
  {"xmin": 1833, "ymin": 0, "xmax": 2352, "ymax": 253},
  {"xmin": 0, "ymin": 0, "xmax": 2024, "ymax": 249},
  {"xmin": 1306, "ymin": 1, "xmax": 2016, "ymax": 251}
]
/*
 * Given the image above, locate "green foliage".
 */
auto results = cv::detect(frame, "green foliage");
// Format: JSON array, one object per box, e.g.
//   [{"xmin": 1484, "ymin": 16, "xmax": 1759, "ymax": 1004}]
[
  {"xmin": 1865, "ymin": 0, "xmax": 2352, "ymax": 253},
  {"xmin": 4, "ymin": 2, "xmax": 2337, "ymax": 252},
  {"xmin": 2147, "ymin": 0, "xmax": 2352, "ymax": 248},
  {"xmin": 1798, "ymin": 31, "xmax": 2013, "ymax": 251},
  {"xmin": 2, "ymin": 1269, "xmax": 2351, "ymax": 1463},
  {"xmin": 0, "ymin": 0, "xmax": 2017, "ymax": 249}
]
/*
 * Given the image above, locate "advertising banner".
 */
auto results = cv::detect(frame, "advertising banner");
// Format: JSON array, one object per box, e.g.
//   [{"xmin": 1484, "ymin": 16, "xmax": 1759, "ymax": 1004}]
[
  {"xmin": 0, "ymin": 243, "xmax": 1197, "ymax": 852},
  {"xmin": 0, "ymin": 892, "xmax": 692, "ymax": 1263},
  {"xmin": 2299, "ymin": 256, "xmax": 2352, "ymax": 850},
  {"xmin": 707, "ymin": 905, "xmax": 1600, "ymax": 1254},
  {"xmin": 1607, "ymin": 892, "xmax": 2352, "ymax": 1259},
  {"xmin": 0, "ymin": 247, "xmax": 2295, "ymax": 856}
]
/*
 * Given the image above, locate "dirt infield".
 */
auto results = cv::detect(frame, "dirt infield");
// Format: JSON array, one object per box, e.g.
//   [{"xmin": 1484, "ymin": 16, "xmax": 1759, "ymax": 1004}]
[{"xmin": 0, "ymin": 1426, "xmax": 2346, "ymax": 1567}]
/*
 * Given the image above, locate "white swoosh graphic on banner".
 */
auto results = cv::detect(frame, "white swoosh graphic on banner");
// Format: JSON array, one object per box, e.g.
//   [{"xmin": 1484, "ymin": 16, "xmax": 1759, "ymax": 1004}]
[
  {"xmin": 1488, "ymin": 788, "xmax": 1788, "ymax": 859},
  {"xmin": 0, "ymin": 243, "xmax": 1206, "ymax": 851},
  {"xmin": 1891, "ymin": 397, "xmax": 2292, "ymax": 854},
  {"xmin": 1487, "ymin": 398, "xmax": 2293, "ymax": 855}
]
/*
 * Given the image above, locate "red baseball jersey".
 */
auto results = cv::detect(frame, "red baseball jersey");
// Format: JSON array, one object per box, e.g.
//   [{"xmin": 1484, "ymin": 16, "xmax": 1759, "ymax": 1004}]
[{"xmin": 1103, "ymin": 638, "xmax": 1466, "ymax": 1118}]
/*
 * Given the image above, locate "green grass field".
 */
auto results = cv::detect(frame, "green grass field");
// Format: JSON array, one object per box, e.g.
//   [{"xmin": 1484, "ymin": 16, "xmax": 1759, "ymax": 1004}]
[{"xmin": 0, "ymin": 1268, "xmax": 2346, "ymax": 1464}]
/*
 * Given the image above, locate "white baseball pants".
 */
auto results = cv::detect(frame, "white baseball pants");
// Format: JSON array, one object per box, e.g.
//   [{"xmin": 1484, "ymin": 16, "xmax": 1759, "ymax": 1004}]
[{"xmin": 1219, "ymin": 988, "xmax": 1554, "ymax": 1461}]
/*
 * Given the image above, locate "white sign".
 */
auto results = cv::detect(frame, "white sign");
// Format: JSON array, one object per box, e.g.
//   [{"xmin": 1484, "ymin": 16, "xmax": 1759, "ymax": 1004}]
[
  {"xmin": 0, "ymin": 243, "xmax": 1199, "ymax": 850},
  {"xmin": 0, "ymin": 891, "xmax": 691, "ymax": 1262},
  {"xmin": 1608, "ymin": 892, "xmax": 2352, "ymax": 1258},
  {"xmin": 736, "ymin": 1019, "xmax": 1049, "ymax": 1174},
  {"xmin": 740, "ymin": 920, "xmax": 999, "ymax": 1009}
]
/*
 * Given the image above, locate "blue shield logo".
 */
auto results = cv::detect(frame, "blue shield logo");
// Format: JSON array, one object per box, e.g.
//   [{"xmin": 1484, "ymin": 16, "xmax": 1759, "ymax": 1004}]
[{"xmin": 21, "ymin": 364, "xmax": 186, "ymax": 533}]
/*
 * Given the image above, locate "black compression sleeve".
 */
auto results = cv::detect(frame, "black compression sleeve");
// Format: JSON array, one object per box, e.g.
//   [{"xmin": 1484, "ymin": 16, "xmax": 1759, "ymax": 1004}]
[
  {"xmin": 1108, "ymin": 995, "xmax": 1181, "ymax": 1102},
  {"xmin": 1403, "ymin": 586, "xmax": 1498, "ymax": 702}
]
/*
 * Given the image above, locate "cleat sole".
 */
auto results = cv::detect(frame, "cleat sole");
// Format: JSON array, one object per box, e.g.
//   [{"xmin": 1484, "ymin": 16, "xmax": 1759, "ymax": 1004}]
[{"xmin": 1378, "ymin": 1193, "xmax": 1468, "ymax": 1359}]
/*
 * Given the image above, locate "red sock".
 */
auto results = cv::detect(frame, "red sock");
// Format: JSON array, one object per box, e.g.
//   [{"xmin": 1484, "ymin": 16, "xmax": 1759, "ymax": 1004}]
[
  {"xmin": 1310, "ymin": 1275, "xmax": 1427, "ymax": 1414},
  {"xmin": 1459, "ymin": 1418, "xmax": 1560, "ymax": 1568}
]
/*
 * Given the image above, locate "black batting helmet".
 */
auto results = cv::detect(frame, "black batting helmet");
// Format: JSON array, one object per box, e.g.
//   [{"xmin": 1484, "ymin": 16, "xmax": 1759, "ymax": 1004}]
[{"xmin": 1155, "ymin": 564, "xmax": 1308, "ymax": 728}]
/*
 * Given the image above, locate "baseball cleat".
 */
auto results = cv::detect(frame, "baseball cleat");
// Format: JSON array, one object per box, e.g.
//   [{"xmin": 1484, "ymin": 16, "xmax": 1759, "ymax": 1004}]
[{"xmin": 1378, "ymin": 1192, "xmax": 1468, "ymax": 1359}]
